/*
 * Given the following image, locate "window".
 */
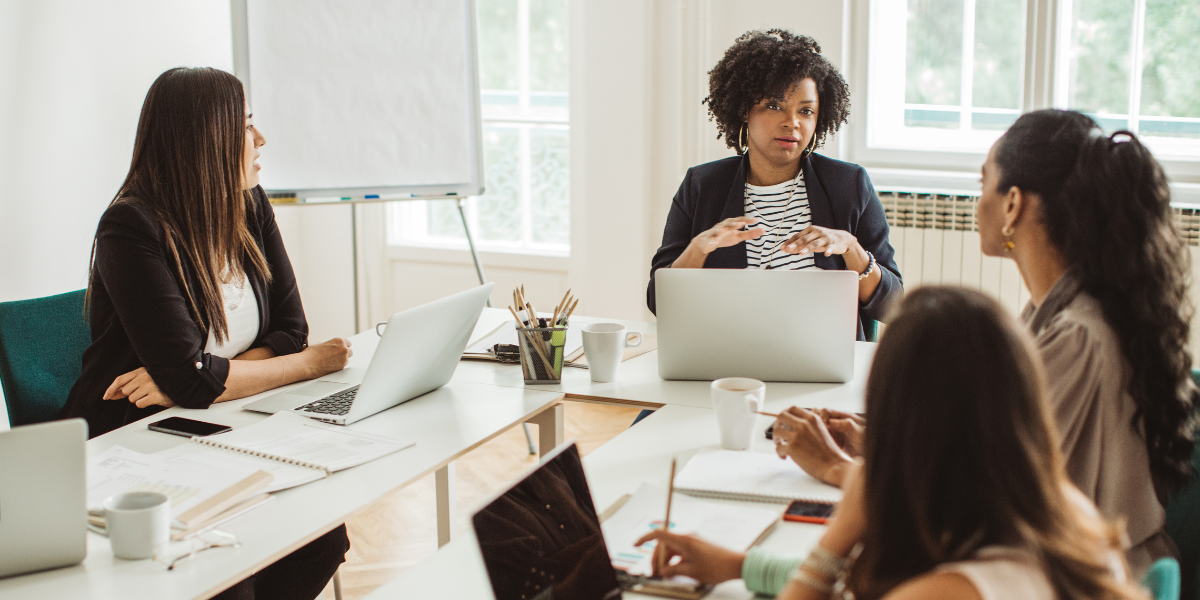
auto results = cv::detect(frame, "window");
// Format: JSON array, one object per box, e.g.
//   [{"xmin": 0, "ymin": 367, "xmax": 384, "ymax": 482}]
[
  {"xmin": 862, "ymin": 0, "xmax": 1200, "ymax": 161},
  {"xmin": 388, "ymin": 0, "xmax": 569, "ymax": 254},
  {"xmin": 1058, "ymin": 0, "xmax": 1200, "ymax": 159},
  {"xmin": 867, "ymin": 0, "xmax": 1025, "ymax": 153}
]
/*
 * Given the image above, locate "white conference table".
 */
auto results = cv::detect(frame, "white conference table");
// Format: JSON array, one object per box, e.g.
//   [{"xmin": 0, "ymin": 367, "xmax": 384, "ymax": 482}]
[{"xmin": 0, "ymin": 310, "xmax": 872, "ymax": 600}]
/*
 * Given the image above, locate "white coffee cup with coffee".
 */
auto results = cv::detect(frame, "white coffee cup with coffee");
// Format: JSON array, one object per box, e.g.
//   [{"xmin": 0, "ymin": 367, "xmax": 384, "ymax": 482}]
[
  {"xmin": 581, "ymin": 323, "xmax": 643, "ymax": 383},
  {"xmin": 104, "ymin": 491, "xmax": 170, "ymax": 560},
  {"xmin": 711, "ymin": 377, "xmax": 765, "ymax": 451}
]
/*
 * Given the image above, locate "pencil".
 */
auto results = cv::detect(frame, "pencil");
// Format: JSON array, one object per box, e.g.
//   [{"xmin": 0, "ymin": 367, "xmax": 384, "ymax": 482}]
[
  {"xmin": 757, "ymin": 411, "xmax": 780, "ymax": 418},
  {"xmin": 657, "ymin": 457, "xmax": 677, "ymax": 573}
]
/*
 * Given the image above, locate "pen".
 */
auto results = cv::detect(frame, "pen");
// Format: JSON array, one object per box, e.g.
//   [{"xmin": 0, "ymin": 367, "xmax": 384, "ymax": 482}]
[{"xmin": 656, "ymin": 458, "xmax": 677, "ymax": 573}]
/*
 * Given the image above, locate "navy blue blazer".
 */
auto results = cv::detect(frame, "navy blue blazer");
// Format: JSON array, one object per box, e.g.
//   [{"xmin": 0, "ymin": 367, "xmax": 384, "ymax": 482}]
[{"xmin": 647, "ymin": 153, "xmax": 903, "ymax": 341}]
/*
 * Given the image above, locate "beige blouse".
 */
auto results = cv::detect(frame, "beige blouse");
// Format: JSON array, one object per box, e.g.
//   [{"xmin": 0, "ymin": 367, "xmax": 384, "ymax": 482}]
[{"xmin": 1023, "ymin": 272, "xmax": 1168, "ymax": 574}]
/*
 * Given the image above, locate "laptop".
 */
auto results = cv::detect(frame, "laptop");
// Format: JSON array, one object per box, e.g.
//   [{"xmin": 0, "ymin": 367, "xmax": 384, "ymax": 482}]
[
  {"xmin": 655, "ymin": 269, "xmax": 858, "ymax": 382},
  {"xmin": 473, "ymin": 441, "xmax": 624, "ymax": 600},
  {"xmin": 0, "ymin": 419, "xmax": 87, "ymax": 578},
  {"xmin": 244, "ymin": 283, "xmax": 493, "ymax": 425}
]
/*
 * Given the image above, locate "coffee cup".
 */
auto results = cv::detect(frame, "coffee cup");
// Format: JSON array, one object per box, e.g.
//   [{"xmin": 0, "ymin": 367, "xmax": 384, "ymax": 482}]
[
  {"xmin": 711, "ymin": 377, "xmax": 765, "ymax": 451},
  {"xmin": 581, "ymin": 323, "xmax": 643, "ymax": 383},
  {"xmin": 104, "ymin": 491, "xmax": 170, "ymax": 560}
]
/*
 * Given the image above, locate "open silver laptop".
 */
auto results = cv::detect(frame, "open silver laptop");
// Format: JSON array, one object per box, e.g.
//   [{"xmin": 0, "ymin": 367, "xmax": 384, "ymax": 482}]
[
  {"xmin": 244, "ymin": 283, "xmax": 494, "ymax": 425},
  {"xmin": 0, "ymin": 419, "xmax": 87, "ymax": 578},
  {"xmin": 655, "ymin": 269, "xmax": 858, "ymax": 382}
]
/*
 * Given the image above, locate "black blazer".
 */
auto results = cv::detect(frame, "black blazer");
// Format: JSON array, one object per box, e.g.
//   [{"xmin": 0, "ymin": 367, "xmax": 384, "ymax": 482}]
[
  {"xmin": 61, "ymin": 187, "xmax": 309, "ymax": 438},
  {"xmin": 647, "ymin": 153, "xmax": 903, "ymax": 341}
]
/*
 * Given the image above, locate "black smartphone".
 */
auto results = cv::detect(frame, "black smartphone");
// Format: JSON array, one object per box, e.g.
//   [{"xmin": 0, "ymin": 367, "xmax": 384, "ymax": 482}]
[
  {"xmin": 148, "ymin": 417, "xmax": 232, "ymax": 438},
  {"xmin": 783, "ymin": 500, "xmax": 836, "ymax": 524}
]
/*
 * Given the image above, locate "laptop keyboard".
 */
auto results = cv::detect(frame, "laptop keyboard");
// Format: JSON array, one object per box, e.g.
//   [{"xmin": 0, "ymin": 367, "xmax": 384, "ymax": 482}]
[{"xmin": 297, "ymin": 385, "xmax": 359, "ymax": 416}]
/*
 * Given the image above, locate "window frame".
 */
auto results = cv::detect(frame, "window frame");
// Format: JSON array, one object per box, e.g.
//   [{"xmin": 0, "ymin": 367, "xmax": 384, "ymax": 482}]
[{"xmin": 846, "ymin": 0, "xmax": 1200, "ymax": 183}]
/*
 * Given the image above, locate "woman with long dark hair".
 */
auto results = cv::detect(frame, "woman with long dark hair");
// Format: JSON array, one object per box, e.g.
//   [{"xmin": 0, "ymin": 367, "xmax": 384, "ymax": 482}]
[
  {"xmin": 638, "ymin": 288, "xmax": 1146, "ymax": 600},
  {"xmin": 61, "ymin": 67, "xmax": 350, "ymax": 600},
  {"xmin": 647, "ymin": 30, "xmax": 902, "ymax": 340},
  {"xmin": 973, "ymin": 109, "xmax": 1196, "ymax": 572},
  {"xmin": 774, "ymin": 110, "xmax": 1195, "ymax": 573}
]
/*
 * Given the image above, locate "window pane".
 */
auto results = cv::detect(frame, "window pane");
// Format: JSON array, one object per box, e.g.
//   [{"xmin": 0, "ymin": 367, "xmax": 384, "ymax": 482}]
[
  {"xmin": 530, "ymin": 128, "xmax": 569, "ymax": 245},
  {"xmin": 1139, "ymin": 0, "xmax": 1200, "ymax": 139},
  {"xmin": 1066, "ymin": 0, "xmax": 1134, "ymax": 116},
  {"xmin": 476, "ymin": 126, "xmax": 522, "ymax": 242},
  {"xmin": 478, "ymin": 0, "xmax": 518, "ymax": 92},
  {"xmin": 529, "ymin": 0, "xmax": 568, "ymax": 93},
  {"xmin": 972, "ymin": 0, "xmax": 1023, "ymax": 110},
  {"xmin": 906, "ymin": 0, "xmax": 964, "ymax": 108}
]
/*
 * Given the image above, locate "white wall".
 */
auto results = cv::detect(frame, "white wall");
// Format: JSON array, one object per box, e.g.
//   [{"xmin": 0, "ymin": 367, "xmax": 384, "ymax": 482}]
[{"xmin": 0, "ymin": 0, "xmax": 233, "ymax": 302}]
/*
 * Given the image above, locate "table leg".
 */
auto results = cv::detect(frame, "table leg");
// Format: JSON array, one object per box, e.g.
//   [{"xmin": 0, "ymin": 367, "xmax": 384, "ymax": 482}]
[
  {"xmin": 528, "ymin": 404, "xmax": 564, "ymax": 458},
  {"xmin": 435, "ymin": 462, "xmax": 456, "ymax": 547}
]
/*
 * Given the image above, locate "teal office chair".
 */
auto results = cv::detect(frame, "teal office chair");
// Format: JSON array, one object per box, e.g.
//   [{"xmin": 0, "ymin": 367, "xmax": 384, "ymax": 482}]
[
  {"xmin": 0, "ymin": 290, "xmax": 91, "ymax": 427},
  {"xmin": 1164, "ymin": 370, "xmax": 1200, "ymax": 600},
  {"xmin": 1143, "ymin": 557, "xmax": 1182, "ymax": 600}
]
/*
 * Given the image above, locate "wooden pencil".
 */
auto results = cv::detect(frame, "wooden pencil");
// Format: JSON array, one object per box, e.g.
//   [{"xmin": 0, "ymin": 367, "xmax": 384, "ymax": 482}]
[{"xmin": 656, "ymin": 457, "xmax": 677, "ymax": 573}]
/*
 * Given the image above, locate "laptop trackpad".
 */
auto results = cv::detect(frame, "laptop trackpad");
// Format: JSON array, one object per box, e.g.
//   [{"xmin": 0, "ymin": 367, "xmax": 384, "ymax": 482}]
[
  {"xmin": 292, "ymin": 381, "xmax": 352, "ymax": 397},
  {"xmin": 242, "ymin": 381, "xmax": 351, "ymax": 414}
]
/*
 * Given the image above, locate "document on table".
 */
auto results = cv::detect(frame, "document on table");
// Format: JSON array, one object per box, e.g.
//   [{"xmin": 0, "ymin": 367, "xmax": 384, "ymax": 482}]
[
  {"xmin": 602, "ymin": 482, "xmax": 782, "ymax": 576},
  {"xmin": 87, "ymin": 445, "xmax": 259, "ymax": 521},
  {"xmin": 465, "ymin": 319, "xmax": 584, "ymax": 357},
  {"xmin": 673, "ymin": 449, "xmax": 844, "ymax": 503}
]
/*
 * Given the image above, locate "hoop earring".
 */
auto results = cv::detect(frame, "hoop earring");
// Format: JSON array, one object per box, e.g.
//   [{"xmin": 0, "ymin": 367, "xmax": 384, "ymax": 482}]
[
  {"xmin": 801, "ymin": 136, "xmax": 817, "ymax": 160},
  {"xmin": 1001, "ymin": 225, "xmax": 1015, "ymax": 251},
  {"xmin": 738, "ymin": 123, "xmax": 748, "ymax": 155}
]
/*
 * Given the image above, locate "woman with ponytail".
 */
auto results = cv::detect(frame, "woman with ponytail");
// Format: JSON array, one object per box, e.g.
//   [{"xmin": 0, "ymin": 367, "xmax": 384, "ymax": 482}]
[
  {"xmin": 637, "ymin": 288, "xmax": 1146, "ymax": 600},
  {"xmin": 975, "ymin": 109, "xmax": 1197, "ymax": 573}
]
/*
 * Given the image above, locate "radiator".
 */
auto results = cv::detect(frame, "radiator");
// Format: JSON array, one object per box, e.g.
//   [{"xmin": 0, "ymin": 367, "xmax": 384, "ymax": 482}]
[{"xmin": 877, "ymin": 191, "xmax": 1200, "ymax": 362}]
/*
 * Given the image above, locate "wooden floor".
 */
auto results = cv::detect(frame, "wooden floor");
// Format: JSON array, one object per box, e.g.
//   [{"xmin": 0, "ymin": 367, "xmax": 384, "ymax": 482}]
[{"xmin": 323, "ymin": 401, "xmax": 643, "ymax": 600}]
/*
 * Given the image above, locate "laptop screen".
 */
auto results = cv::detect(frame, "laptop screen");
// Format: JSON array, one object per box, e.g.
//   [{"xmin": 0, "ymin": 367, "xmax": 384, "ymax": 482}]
[{"xmin": 472, "ymin": 443, "xmax": 622, "ymax": 600}]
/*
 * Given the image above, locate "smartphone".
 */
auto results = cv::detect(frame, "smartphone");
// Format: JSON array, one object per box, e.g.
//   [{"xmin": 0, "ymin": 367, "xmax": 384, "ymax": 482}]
[
  {"xmin": 783, "ymin": 500, "xmax": 836, "ymax": 524},
  {"xmin": 148, "ymin": 417, "xmax": 232, "ymax": 438}
]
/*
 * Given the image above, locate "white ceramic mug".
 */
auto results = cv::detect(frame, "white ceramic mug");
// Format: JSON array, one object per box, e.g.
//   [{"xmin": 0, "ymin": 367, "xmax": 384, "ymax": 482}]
[
  {"xmin": 711, "ymin": 378, "xmax": 765, "ymax": 451},
  {"xmin": 104, "ymin": 491, "xmax": 170, "ymax": 560},
  {"xmin": 581, "ymin": 323, "xmax": 643, "ymax": 383}
]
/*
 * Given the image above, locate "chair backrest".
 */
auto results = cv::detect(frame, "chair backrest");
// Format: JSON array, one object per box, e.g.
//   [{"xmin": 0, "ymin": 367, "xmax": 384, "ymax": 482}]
[
  {"xmin": 0, "ymin": 290, "xmax": 91, "ymax": 427},
  {"xmin": 1165, "ymin": 370, "xmax": 1200, "ymax": 600},
  {"xmin": 1143, "ymin": 557, "xmax": 1182, "ymax": 600},
  {"xmin": 864, "ymin": 319, "xmax": 880, "ymax": 343}
]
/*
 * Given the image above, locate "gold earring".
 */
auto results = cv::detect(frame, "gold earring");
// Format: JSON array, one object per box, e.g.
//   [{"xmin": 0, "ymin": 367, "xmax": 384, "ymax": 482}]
[
  {"xmin": 1001, "ymin": 225, "xmax": 1015, "ymax": 251},
  {"xmin": 739, "ymin": 123, "xmax": 748, "ymax": 154}
]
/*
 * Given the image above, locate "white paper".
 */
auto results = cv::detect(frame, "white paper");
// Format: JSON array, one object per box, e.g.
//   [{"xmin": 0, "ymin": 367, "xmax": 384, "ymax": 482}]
[
  {"xmin": 154, "ymin": 443, "xmax": 325, "ymax": 493},
  {"xmin": 673, "ymin": 449, "xmax": 844, "ymax": 503},
  {"xmin": 602, "ymin": 482, "xmax": 781, "ymax": 576},
  {"xmin": 87, "ymin": 446, "xmax": 259, "ymax": 522},
  {"xmin": 206, "ymin": 411, "xmax": 414, "ymax": 472}
]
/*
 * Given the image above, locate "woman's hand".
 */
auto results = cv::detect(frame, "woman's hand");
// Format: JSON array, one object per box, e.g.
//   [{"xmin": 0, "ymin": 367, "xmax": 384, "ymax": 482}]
[
  {"xmin": 695, "ymin": 217, "xmax": 765, "ymax": 255},
  {"xmin": 816, "ymin": 409, "xmax": 866, "ymax": 458},
  {"xmin": 634, "ymin": 530, "xmax": 746, "ymax": 584},
  {"xmin": 782, "ymin": 225, "xmax": 857, "ymax": 257},
  {"xmin": 773, "ymin": 407, "xmax": 855, "ymax": 487},
  {"xmin": 103, "ymin": 367, "xmax": 177, "ymax": 409},
  {"xmin": 672, "ymin": 217, "xmax": 765, "ymax": 269},
  {"xmin": 299, "ymin": 338, "xmax": 353, "ymax": 379}
]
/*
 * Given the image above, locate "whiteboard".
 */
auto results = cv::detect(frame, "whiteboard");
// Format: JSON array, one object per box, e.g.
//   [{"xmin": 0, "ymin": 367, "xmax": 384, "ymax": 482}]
[{"xmin": 231, "ymin": 0, "xmax": 484, "ymax": 199}]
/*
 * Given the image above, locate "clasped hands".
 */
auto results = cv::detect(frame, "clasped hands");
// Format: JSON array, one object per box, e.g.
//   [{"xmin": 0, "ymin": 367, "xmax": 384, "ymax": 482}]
[{"xmin": 772, "ymin": 407, "xmax": 864, "ymax": 487}]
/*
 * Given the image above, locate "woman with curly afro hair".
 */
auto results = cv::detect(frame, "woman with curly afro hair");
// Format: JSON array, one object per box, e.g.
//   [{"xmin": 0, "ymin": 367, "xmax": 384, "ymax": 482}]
[{"xmin": 647, "ymin": 29, "xmax": 902, "ymax": 340}]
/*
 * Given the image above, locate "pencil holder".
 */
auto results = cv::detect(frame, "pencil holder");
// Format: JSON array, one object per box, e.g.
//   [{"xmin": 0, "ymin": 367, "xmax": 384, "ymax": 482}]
[{"xmin": 516, "ymin": 326, "xmax": 567, "ymax": 384}]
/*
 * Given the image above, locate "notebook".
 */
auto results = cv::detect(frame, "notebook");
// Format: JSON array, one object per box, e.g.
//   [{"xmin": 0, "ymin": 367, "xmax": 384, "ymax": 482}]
[
  {"xmin": 602, "ymin": 482, "xmax": 781, "ymax": 577},
  {"xmin": 673, "ymin": 449, "xmax": 844, "ymax": 504},
  {"xmin": 153, "ymin": 411, "xmax": 415, "ymax": 492}
]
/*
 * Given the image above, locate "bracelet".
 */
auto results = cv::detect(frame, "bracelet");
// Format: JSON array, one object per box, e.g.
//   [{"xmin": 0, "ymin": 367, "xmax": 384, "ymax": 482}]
[
  {"xmin": 789, "ymin": 568, "xmax": 834, "ymax": 595},
  {"xmin": 857, "ymin": 250, "xmax": 876, "ymax": 281},
  {"xmin": 801, "ymin": 546, "xmax": 850, "ymax": 579}
]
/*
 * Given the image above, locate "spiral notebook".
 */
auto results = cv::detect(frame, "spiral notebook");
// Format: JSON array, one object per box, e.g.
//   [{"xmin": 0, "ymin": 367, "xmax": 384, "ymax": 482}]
[
  {"xmin": 672, "ymin": 449, "xmax": 843, "ymax": 504},
  {"xmin": 152, "ymin": 411, "xmax": 414, "ymax": 493}
]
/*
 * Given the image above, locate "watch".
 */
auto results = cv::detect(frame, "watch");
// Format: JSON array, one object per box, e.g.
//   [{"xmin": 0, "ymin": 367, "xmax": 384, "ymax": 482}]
[{"xmin": 858, "ymin": 250, "xmax": 876, "ymax": 281}]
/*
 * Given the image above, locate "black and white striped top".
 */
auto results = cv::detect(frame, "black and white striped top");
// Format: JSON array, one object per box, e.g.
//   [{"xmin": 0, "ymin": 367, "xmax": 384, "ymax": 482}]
[{"xmin": 744, "ymin": 173, "xmax": 814, "ymax": 270}]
